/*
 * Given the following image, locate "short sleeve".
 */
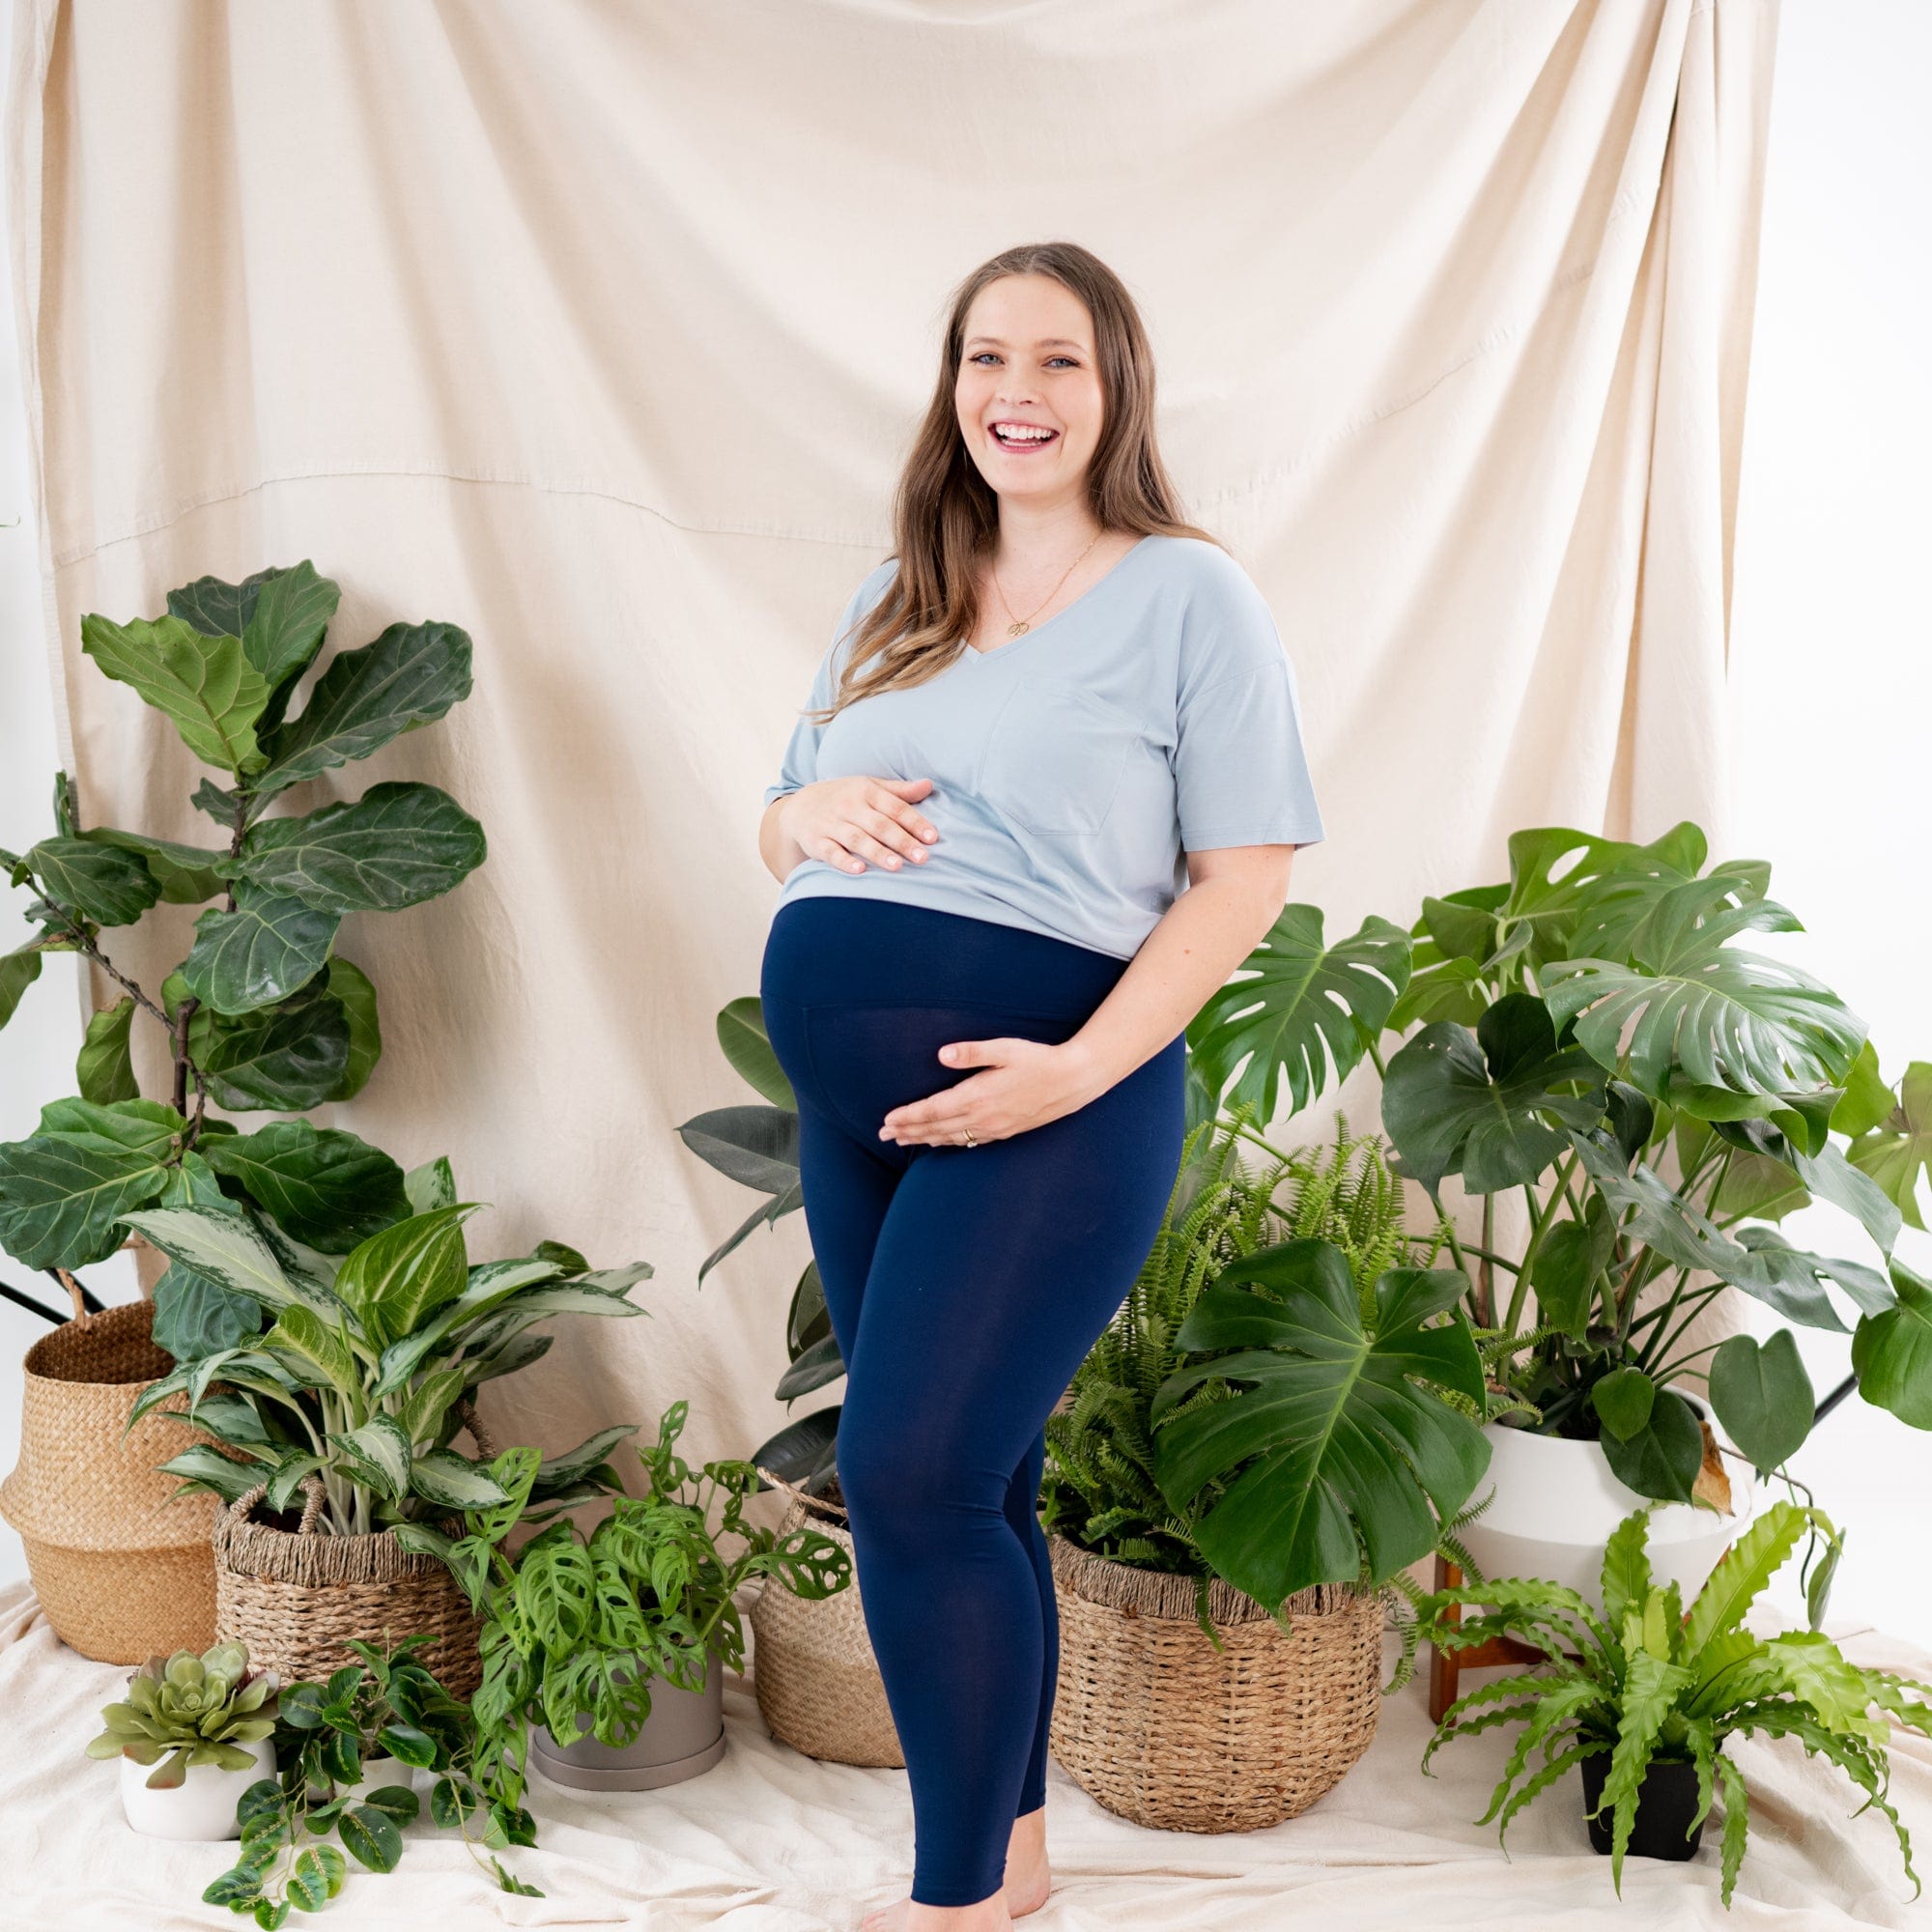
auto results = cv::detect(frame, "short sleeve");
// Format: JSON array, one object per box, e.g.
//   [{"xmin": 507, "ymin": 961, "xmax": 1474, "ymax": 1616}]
[
  {"xmin": 761, "ymin": 565, "xmax": 891, "ymax": 809},
  {"xmin": 1173, "ymin": 591, "xmax": 1325, "ymax": 852}
]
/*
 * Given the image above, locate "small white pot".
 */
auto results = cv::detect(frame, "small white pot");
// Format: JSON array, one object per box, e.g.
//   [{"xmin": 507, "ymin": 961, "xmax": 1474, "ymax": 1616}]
[
  {"xmin": 1459, "ymin": 1419, "xmax": 1754, "ymax": 1616},
  {"xmin": 118, "ymin": 1733, "xmax": 277, "ymax": 1840}
]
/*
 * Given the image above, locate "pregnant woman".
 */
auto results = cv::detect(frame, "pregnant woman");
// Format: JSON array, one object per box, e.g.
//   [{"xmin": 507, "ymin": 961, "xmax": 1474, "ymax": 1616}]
[{"xmin": 755, "ymin": 240, "xmax": 1324, "ymax": 1931}]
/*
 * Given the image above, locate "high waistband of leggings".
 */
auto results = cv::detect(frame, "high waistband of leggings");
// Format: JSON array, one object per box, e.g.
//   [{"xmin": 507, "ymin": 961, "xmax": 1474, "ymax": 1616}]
[{"xmin": 762, "ymin": 896, "xmax": 1128, "ymax": 1018}]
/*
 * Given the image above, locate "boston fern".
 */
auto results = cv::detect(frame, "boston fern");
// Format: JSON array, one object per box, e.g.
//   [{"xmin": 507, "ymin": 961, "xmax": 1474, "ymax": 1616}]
[
  {"xmin": 1418, "ymin": 1500, "xmax": 1932, "ymax": 1907},
  {"xmin": 117, "ymin": 1168, "xmax": 650, "ymax": 1536},
  {"xmin": 0, "ymin": 560, "xmax": 482, "ymax": 1285}
]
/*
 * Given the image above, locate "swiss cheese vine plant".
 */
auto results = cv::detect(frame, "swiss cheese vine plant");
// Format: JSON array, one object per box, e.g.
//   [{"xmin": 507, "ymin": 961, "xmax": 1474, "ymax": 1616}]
[{"xmin": 1182, "ymin": 823, "xmax": 1932, "ymax": 1508}]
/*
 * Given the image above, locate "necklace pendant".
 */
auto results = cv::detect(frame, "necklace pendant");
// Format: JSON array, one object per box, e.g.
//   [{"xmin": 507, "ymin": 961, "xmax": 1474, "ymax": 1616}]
[{"xmin": 1007, "ymin": 620, "xmax": 1029, "ymax": 638}]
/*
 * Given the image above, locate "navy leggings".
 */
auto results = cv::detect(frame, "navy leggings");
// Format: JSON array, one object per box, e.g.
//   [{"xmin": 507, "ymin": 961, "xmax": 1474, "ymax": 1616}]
[{"xmin": 758, "ymin": 896, "xmax": 1186, "ymax": 1908}]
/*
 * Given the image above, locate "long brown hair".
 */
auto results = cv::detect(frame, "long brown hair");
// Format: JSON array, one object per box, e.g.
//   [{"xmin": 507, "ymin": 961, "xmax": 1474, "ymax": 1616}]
[{"xmin": 807, "ymin": 240, "xmax": 1219, "ymax": 724}]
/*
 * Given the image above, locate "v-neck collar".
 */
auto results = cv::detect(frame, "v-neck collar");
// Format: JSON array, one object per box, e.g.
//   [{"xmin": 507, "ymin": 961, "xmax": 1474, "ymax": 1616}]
[{"xmin": 959, "ymin": 533, "xmax": 1159, "ymax": 662}]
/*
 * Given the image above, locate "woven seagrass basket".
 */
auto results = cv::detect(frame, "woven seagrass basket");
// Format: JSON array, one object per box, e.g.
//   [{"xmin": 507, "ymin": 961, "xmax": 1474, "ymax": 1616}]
[
  {"xmin": 1047, "ymin": 1534, "xmax": 1383, "ymax": 1832},
  {"xmin": 0, "ymin": 1282, "xmax": 222, "ymax": 1662},
  {"xmin": 747, "ymin": 1475, "xmax": 903, "ymax": 1768},
  {"xmin": 210, "ymin": 1403, "xmax": 496, "ymax": 1699}
]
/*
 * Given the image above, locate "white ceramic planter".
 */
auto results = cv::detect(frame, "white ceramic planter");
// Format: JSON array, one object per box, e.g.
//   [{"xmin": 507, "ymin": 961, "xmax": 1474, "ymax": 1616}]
[
  {"xmin": 1458, "ymin": 1419, "xmax": 1754, "ymax": 1616},
  {"xmin": 118, "ymin": 1734, "xmax": 277, "ymax": 1840}
]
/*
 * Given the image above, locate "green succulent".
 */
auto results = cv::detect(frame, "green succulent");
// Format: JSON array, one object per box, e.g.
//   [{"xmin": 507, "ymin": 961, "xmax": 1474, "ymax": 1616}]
[{"xmin": 85, "ymin": 1639, "xmax": 280, "ymax": 1788}]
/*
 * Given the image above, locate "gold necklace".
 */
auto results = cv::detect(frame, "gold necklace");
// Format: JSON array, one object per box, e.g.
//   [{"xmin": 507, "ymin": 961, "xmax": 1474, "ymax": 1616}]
[{"xmin": 992, "ymin": 529, "xmax": 1105, "ymax": 638}]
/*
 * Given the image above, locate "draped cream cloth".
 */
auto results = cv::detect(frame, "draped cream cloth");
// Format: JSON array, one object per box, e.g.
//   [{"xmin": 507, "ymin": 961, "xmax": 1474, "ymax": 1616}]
[{"xmin": 7, "ymin": 0, "xmax": 1776, "ymax": 1508}]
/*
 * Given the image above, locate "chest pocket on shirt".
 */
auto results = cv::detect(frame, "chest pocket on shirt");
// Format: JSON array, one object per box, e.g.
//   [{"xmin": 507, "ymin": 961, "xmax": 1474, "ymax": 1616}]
[{"xmin": 978, "ymin": 675, "xmax": 1137, "ymax": 836}]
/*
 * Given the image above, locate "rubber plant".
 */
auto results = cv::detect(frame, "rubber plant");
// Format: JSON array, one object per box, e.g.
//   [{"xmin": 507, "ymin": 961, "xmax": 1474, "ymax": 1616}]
[
  {"xmin": 1182, "ymin": 821, "xmax": 1932, "ymax": 1506},
  {"xmin": 0, "ymin": 561, "xmax": 486, "ymax": 1355},
  {"xmin": 1416, "ymin": 1499, "xmax": 1932, "ymax": 1908}
]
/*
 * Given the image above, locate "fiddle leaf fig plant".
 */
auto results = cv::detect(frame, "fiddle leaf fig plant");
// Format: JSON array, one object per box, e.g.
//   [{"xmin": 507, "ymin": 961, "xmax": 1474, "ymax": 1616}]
[
  {"xmin": 1184, "ymin": 821, "xmax": 1932, "ymax": 1505},
  {"xmin": 0, "ymin": 562, "xmax": 482, "ymax": 1287}
]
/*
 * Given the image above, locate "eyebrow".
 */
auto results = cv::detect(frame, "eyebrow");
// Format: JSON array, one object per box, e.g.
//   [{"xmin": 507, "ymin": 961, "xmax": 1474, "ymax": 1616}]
[{"xmin": 963, "ymin": 335, "xmax": 1088, "ymax": 352}]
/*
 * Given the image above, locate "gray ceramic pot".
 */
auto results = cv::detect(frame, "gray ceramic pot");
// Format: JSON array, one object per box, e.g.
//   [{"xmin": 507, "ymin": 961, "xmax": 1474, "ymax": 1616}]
[{"xmin": 530, "ymin": 1645, "xmax": 726, "ymax": 1791}]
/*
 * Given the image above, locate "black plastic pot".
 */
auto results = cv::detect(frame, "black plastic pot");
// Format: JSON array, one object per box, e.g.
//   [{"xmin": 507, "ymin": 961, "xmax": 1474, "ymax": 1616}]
[{"xmin": 1580, "ymin": 1750, "xmax": 1706, "ymax": 1861}]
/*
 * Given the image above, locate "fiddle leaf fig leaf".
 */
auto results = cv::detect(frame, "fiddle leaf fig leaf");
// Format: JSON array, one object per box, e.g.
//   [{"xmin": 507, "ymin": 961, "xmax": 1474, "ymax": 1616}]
[
  {"xmin": 190, "ymin": 982, "xmax": 353, "ymax": 1113},
  {"xmin": 1151, "ymin": 1239, "xmax": 1489, "ymax": 1602},
  {"xmin": 323, "ymin": 957, "xmax": 382, "ymax": 1101},
  {"xmin": 200, "ymin": 1122, "xmax": 410, "ymax": 1252},
  {"xmin": 76, "ymin": 999, "xmax": 139, "ymax": 1104},
  {"xmin": 0, "ymin": 943, "xmax": 43, "ymax": 1030},
  {"xmin": 180, "ymin": 883, "xmax": 339, "ymax": 1015},
  {"xmin": 79, "ymin": 613, "xmax": 270, "ymax": 774},
  {"xmin": 234, "ymin": 781, "xmax": 485, "ymax": 914},
  {"xmin": 254, "ymin": 621, "xmax": 472, "ymax": 795},
  {"xmin": 79, "ymin": 826, "xmax": 229, "ymax": 904},
  {"xmin": 1184, "ymin": 905, "xmax": 1411, "ymax": 1126},
  {"xmin": 23, "ymin": 836, "xmax": 161, "ymax": 926}
]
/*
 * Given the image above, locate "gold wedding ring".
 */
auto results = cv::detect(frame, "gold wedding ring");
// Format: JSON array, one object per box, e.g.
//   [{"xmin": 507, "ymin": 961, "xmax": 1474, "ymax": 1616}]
[{"xmin": 962, "ymin": 1126, "xmax": 978, "ymax": 1148}]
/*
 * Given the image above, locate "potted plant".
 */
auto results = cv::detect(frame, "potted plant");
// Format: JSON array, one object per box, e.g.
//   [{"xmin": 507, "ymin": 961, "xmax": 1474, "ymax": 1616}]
[
  {"xmin": 86, "ymin": 1638, "xmax": 280, "ymax": 1839},
  {"xmin": 199, "ymin": 1634, "xmax": 546, "ymax": 1918},
  {"xmin": 0, "ymin": 561, "xmax": 486, "ymax": 1661},
  {"xmin": 1416, "ymin": 1499, "xmax": 1932, "ymax": 1907},
  {"xmin": 395, "ymin": 1404, "xmax": 851, "ymax": 1799},
  {"xmin": 113, "ymin": 1175, "xmax": 650, "ymax": 1696},
  {"xmin": 1184, "ymin": 822, "xmax": 1932, "ymax": 1606},
  {"xmin": 1038, "ymin": 1112, "xmax": 1484, "ymax": 1831}
]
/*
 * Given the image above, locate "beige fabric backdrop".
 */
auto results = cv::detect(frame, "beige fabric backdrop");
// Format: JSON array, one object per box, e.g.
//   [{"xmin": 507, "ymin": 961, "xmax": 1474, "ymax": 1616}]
[{"xmin": 7, "ymin": 0, "xmax": 1777, "ymax": 1485}]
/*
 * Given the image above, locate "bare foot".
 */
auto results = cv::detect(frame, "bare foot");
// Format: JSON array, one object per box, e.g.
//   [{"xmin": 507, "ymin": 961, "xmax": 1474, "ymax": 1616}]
[{"xmin": 859, "ymin": 1807, "xmax": 1051, "ymax": 1930}]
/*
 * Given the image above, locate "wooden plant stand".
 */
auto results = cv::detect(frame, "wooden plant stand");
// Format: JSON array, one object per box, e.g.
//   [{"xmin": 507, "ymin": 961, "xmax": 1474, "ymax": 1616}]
[{"xmin": 1426, "ymin": 1554, "xmax": 1559, "ymax": 1722}]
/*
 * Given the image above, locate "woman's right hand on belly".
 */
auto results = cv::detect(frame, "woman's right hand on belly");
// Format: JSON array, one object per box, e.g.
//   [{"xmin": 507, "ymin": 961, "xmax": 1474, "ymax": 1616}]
[{"xmin": 779, "ymin": 777, "xmax": 940, "ymax": 874}]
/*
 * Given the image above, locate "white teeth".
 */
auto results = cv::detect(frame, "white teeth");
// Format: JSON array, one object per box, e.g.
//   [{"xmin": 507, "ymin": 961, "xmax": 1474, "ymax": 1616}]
[{"xmin": 994, "ymin": 424, "xmax": 1054, "ymax": 441}]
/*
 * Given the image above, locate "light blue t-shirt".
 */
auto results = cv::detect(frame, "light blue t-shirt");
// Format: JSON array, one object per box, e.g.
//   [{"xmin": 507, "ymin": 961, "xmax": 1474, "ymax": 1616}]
[{"xmin": 761, "ymin": 532, "xmax": 1325, "ymax": 961}]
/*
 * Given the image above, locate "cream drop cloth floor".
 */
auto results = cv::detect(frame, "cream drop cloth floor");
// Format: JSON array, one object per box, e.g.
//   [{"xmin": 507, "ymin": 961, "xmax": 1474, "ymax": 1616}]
[{"xmin": 3, "ymin": 1577, "xmax": 1927, "ymax": 1931}]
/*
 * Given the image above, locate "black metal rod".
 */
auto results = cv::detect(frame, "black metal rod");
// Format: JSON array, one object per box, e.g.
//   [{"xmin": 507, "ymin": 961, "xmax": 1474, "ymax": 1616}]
[
  {"xmin": 1812, "ymin": 1372, "xmax": 1859, "ymax": 1427},
  {"xmin": 2, "ymin": 1280, "xmax": 70, "ymax": 1326}
]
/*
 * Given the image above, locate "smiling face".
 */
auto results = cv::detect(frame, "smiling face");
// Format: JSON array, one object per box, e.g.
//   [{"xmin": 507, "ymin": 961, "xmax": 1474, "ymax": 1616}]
[{"xmin": 953, "ymin": 272, "xmax": 1106, "ymax": 511}]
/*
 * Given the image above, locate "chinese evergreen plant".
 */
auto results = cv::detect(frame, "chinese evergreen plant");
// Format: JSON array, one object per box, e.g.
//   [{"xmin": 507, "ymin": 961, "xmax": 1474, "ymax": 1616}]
[
  {"xmin": 1183, "ymin": 823, "xmax": 1932, "ymax": 1505},
  {"xmin": 121, "ymin": 1171, "xmax": 650, "ymax": 1535},
  {"xmin": 1416, "ymin": 1500, "xmax": 1932, "ymax": 1907}
]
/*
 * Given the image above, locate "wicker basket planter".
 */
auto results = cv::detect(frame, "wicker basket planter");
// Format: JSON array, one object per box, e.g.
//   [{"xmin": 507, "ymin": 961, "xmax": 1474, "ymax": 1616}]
[
  {"xmin": 212, "ymin": 1472, "xmax": 486, "ymax": 1700},
  {"xmin": 747, "ymin": 1479, "xmax": 903, "ymax": 1768},
  {"xmin": 0, "ymin": 1286, "xmax": 222, "ymax": 1662},
  {"xmin": 1047, "ymin": 1534, "xmax": 1383, "ymax": 1832}
]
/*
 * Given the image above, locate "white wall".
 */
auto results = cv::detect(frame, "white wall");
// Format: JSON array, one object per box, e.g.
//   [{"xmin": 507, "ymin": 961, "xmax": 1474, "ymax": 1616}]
[
  {"xmin": 2, "ymin": 3, "xmax": 1927, "ymax": 1637},
  {"xmin": 1725, "ymin": 0, "xmax": 1932, "ymax": 1641}
]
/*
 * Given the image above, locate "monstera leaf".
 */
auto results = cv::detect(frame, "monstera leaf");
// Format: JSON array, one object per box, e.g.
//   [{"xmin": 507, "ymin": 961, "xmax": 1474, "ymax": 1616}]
[
  {"xmin": 1538, "ymin": 872, "xmax": 1866, "ymax": 1106},
  {"xmin": 1150, "ymin": 1238, "xmax": 1490, "ymax": 1605},
  {"xmin": 1847, "ymin": 1062, "xmax": 1932, "ymax": 1234},
  {"xmin": 1380, "ymin": 992, "xmax": 1606, "ymax": 1194},
  {"xmin": 1184, "ymin": 905, "xmax": 1411, "ymax": 1126}
]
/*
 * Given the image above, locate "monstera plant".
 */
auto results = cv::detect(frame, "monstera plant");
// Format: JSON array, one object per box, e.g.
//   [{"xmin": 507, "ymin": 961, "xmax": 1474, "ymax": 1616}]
[
  {"xmin": 1183, "ymin": 821, "xmax": 1932, "ymax": 1505},
  {"xmin": 0, "ymin": 561, "xmax": 484, "ymax": 1343}
]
